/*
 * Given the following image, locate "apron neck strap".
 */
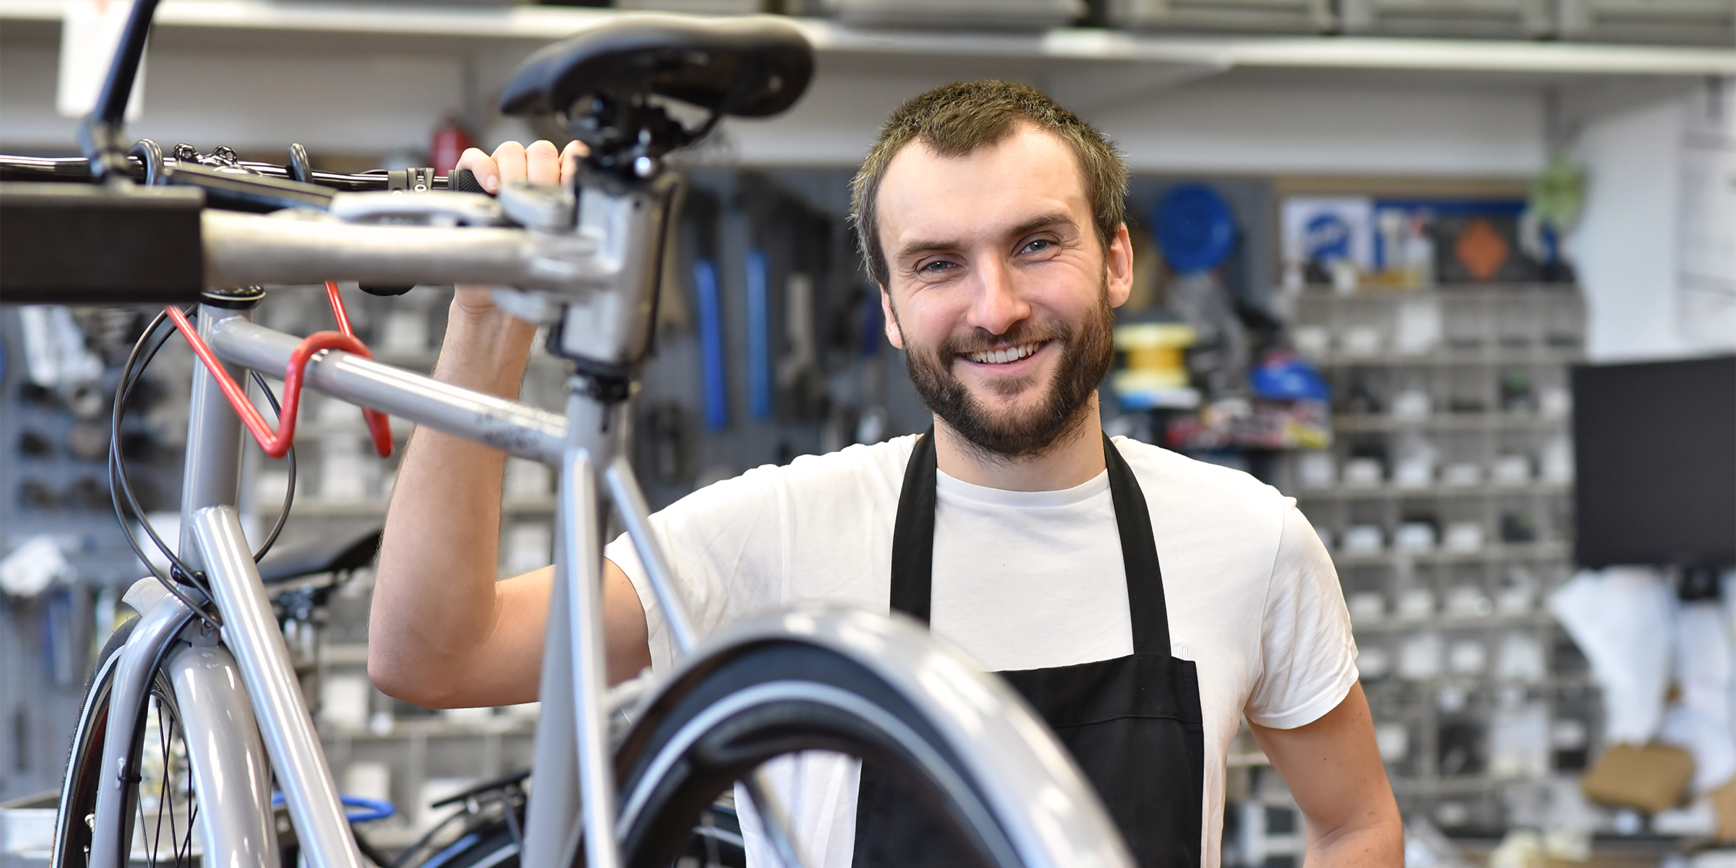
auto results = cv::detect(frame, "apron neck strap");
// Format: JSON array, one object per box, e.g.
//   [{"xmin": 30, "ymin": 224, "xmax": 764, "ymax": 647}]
[
  {"xmin": 1101, "ymin": 432, "xmax": 1172, "ymax": 655},
  {"xmin": 889, "ymin": 429, "xmax": 1173, "ymax": 656},
  {"xmin": 889, "ymin": 430, "xmax": 940, "ymax": 624}
]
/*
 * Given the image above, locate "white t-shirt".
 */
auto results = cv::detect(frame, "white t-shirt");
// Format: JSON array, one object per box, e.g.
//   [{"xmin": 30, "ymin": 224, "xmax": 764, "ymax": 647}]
[{"xmin": 604, "ymin": 434, "xmax": 1357, "ymax": 868}]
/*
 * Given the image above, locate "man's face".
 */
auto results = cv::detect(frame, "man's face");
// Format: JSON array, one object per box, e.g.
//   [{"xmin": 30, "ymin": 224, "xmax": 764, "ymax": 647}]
[{"xmin": 875, "ymin": 125, "xmax": 1133, "ymax": 459}]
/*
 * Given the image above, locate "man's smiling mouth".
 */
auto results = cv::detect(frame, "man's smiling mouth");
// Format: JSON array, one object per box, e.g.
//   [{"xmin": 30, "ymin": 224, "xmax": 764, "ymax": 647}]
[{"xmin": 962, "ymin": 341, "xmax": 1046, "ymax": 365}]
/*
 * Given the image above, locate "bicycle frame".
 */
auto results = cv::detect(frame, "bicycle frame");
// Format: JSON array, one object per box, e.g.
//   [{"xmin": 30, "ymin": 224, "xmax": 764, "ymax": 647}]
[{"xmin": 81, "ymin": 165, "xmax": 690, "ymax": 868}]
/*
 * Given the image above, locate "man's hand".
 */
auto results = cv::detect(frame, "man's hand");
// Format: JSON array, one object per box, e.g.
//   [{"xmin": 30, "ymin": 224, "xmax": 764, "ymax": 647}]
[
  {"xmin": 1251, "ymin": 683, "xmax": 1403, "ymax": 866},
  {"xmin": 370, "ymin": 137, "xmax": 651, "ymax": 709},
  {"xmin": 450, "ymin": 140, "xmax": 586, "ymax": 317}
]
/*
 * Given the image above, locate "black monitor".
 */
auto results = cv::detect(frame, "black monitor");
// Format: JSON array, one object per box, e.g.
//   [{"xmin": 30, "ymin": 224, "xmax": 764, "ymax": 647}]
[{"xmin": 1572, "ymin": 355, "xmax": 1736, "ymax": 572}]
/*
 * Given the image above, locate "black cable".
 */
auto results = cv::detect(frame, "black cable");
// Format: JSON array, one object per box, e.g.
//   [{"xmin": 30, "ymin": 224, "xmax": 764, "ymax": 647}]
[
  {"xmin": 110, "ymin": 310, "xmax": 191, "ymax": 576},
  {"xmin": 110, "ymin": 309, "xmax": 219, "ymax": 628},
  {"xmin": 249, "ymin": 369, "xmax": 295, "ymax": 562},
  {"xmin": 113, "ymin": 317, "xmax": 299, "ymax": 573}
]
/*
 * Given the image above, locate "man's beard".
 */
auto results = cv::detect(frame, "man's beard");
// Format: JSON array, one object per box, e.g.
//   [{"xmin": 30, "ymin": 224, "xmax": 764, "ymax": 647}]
[{"xmin": 898, "ymin": 283, "xmax": 1115, "ymax": 461}]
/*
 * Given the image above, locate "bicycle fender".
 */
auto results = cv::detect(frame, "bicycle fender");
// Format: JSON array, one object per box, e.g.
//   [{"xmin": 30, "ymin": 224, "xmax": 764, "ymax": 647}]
[
  {"xmin": 86, "ymin": 591, "xmax": 199, "ymax": 868},
  {"xmin": 164, "ymin": 644, "xmax": 282, "ymax": 868}
]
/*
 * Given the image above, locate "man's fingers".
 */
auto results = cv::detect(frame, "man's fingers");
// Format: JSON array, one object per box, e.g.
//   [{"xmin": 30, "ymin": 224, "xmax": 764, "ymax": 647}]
[
  {"xmin": 445, "ymin": 137, "xmax": 581, "ymax": 196},
  {"xmin": 453, "ymin": 147, "xmax": 497, "ymax": 193},
  {"xmin": 526, "ymin": 140, "xmax": 562, "ymax": 187},
  {"xmin": 492, "ymin": 141, "xmax": 528, "ymax": 191},
  {"xmin": 559, "ymin": 140, "xmax": 588, "ymax": 186}
]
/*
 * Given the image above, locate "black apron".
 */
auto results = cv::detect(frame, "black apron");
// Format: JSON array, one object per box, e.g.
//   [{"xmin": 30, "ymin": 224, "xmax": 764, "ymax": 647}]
[{"xmin": 852, "ymin": 431, "xmax": 1205, "ymax": 868}]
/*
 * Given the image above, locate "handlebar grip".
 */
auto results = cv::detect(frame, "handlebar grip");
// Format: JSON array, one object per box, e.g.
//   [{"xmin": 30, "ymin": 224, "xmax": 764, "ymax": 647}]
[{"xmin": 449, "ymin": 169, "xmax": 489, "ymax": 195}]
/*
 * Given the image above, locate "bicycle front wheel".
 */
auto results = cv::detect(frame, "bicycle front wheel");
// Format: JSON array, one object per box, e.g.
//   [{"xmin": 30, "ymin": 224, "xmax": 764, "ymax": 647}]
[
  {"xmin": 53, "ymin": 618, "xmax": 204, "ymax": 868},
  {"xmin": 611, "ymin": 607, "xmax": 1132, "ymax": 868}
]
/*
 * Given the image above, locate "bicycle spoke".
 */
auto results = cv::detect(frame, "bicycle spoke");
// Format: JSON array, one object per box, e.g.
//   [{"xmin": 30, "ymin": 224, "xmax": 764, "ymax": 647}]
[
  {"xmin": 137, "ymin": 781, "xmax": 152, "ymax": 865},
  {"xmin": 154, "ymin": 696, "xmax": 171, "ymax": 863},
  {"xmin": 183, "ymin": 761, "xmax": 199, "ymax": 866}
]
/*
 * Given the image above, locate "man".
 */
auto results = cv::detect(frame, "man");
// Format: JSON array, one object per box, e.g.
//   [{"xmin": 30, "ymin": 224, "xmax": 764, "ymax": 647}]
[{"xmin": 371, "ymin": 81, "xmax": 1401, "ymax": 867}]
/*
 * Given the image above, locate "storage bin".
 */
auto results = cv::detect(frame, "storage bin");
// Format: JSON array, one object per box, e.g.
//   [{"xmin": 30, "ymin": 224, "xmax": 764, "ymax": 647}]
[
  {"xmin": 616, "ymin": 0, "xmax": 772, "ymax": 12},
  {"xmin": 834, "ymin": 0, "xmax": 1084, "ymax": 30},
  {"xmin": 1339, "ymin": 0, "xmax": 1554, "ymax": 38},
  {"xmin": 1104, "ymin": 0, "xmax": 1335, "ymax": 33},
  {"xmin": 1557, "ymin": 0, "xmax": 1736, "ymax": 45}
]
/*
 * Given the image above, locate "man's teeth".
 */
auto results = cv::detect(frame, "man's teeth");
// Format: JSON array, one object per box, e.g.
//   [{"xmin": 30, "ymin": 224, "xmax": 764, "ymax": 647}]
[{"xmin": 966, "ymin": 342, "xmax": 1041, "ymax": 365}]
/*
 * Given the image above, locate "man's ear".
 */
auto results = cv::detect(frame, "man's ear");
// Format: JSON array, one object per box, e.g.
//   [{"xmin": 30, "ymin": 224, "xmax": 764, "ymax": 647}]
[
  {"xmin": 1106, "ymin": 223, "xmax": 1134, "ymax": 310},
  {"xmin": 879, "ymin": 286, "xmax": 905, "ymax": 350}
]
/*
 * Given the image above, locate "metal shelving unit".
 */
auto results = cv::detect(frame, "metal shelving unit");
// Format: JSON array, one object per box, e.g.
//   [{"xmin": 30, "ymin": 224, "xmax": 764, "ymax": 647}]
[{"xmin": 1287, "ymin": 284, "xmax": 1595, "ymax": 833}]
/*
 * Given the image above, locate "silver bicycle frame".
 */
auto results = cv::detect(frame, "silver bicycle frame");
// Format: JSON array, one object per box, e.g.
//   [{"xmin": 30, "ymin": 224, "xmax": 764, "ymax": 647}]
[{"xmin": 89, "ymin": 175, "xmax": 693, "ymax": 868}]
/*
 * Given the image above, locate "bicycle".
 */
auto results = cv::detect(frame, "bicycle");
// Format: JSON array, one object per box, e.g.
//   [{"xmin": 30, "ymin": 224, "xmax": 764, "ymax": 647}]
[{"xmin": 1, "ymin": 3, "xmax": 1138, "ymax": 867}]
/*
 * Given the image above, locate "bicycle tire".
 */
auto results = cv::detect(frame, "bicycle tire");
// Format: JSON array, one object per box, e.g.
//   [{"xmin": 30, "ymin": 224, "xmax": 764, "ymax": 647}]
[
  {"xmin": 610, "ymin": 613, "xmax": 1126, "ymax": 868},
  {"xmin": 52, "ymin": 617, "xmax": 203, "ymax": 868},
  {"xmin": 53, "ymin": 618, "xmax": 137, "ymax": 868},
  {"xmin": 404, "ymin": 795, "xmax": 749, "ymax": 868}
]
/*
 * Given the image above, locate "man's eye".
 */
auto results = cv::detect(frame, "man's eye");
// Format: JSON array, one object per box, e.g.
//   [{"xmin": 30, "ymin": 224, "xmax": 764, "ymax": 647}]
[
  {"xmin": 1020, "ymin": 239, "xmax": 1053, "ymax": 254},
  {"xmin": 918, "ymin": 260, "xmax": 956, "ymax": 274}
]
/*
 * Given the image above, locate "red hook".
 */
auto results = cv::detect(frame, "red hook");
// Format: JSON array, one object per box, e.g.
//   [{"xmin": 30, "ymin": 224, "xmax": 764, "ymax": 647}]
[{"xmin": 165, "ymin": 283, "xmax": 394, "ymax": 460}]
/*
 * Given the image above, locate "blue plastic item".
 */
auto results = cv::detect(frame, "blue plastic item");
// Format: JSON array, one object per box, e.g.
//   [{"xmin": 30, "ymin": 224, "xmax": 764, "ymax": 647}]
[
  {"xmin": 270, "ymin": 792, "xmax": 396, "ymax": 824},
  {"xmin": 1154, "ymin": 184, "xmax": 1235, "ymax": 274},
  {"xmin": 694, "ymin": 259, "xmax": 728, "ymax": 431},
  {"xmin": 745, "ymin": 249, "xmax": 772, "ymax": 421},
  {"xmin": 1250, "ymin": 353, "xmax": 1330, "ymax": 403}
]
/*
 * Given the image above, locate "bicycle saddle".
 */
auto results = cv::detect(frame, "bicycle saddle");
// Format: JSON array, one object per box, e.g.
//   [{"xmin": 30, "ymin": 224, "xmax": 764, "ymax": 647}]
[
  {"xmin": 499, "ymin": 16, "xmax": 813, "ymax": 121},
  {"xmin": 258, "ymin": 525, "xmax": 382, "ymax": 585}
]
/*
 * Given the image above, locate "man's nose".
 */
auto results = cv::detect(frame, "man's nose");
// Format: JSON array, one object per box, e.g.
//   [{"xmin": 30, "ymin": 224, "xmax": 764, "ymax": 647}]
[{"xmin": 965, "ymin": 258, "xmax": 1029, "ymax": 336}]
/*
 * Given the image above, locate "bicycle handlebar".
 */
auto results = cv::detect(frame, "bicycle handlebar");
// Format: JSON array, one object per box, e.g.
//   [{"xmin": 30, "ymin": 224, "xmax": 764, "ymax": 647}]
[
  {"xmin": 0, "ymin": 154, "xmax": 484, "ymax": 195},
  {"xmin": 0, "ymin": 152, "xmax": 490, "ymax": 304}
]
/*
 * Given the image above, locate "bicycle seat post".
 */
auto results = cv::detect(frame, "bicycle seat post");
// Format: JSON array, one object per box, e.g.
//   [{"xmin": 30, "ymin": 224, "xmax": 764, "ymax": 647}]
[{"xmin": 518, "ymin": 155, "xmax": 680, "ymax": 868}]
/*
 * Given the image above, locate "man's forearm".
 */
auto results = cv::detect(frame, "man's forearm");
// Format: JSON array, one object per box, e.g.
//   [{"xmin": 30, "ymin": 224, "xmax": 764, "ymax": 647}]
[
  {"xmin": 369, "ymin": 301, "xmax": 539, "ymax": 706},
  {"xmin": 1307, "ymin": 814, "xmax": 1404, "ymax": 867}
]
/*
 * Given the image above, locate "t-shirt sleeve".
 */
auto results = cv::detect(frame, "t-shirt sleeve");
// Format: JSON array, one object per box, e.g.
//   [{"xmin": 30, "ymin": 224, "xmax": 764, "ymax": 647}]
[
  {"xmin": 1243, "ymin": 502, "xmax": 1359, "ymax": 730},
  {"xmin": 603, "ymin": 466, "xmax": 789, "ymax": 674}
]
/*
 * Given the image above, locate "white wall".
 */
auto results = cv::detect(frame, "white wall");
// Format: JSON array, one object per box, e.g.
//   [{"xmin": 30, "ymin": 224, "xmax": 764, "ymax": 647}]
[
  {"xmin": 1562, "ymin": 82, "xmax": 1736, "ymax": 361},
  {"xmin": 1567, "ymin": 96, "xmax": 1690, "ymax": 361}
]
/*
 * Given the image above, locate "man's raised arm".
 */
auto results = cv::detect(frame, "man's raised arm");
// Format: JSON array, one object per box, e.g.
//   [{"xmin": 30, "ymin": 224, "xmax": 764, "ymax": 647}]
[{"xmin": 369, "ymin": 140, "xmax": 650, "ymax": 708}]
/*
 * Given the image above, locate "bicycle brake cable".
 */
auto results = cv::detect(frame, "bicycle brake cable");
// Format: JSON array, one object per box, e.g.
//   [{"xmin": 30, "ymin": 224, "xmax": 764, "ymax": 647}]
[
  {"xmin": 111, "ymin": 308, "xmax": 221, "ymax": 629},
  {"xmin": 250, "ymin": 368, "xmax": 295, "ymax": 562}
]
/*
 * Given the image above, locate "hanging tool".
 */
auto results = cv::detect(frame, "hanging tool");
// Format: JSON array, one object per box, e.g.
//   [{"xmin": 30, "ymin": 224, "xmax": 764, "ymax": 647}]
[
  {"xmin": 738, "ymin": 174, "xmax": 782, "ymax": 423},
  {"xmin": 685, "ymin": 189, "xmax": 729, "ymax": 431},
  {"xmin": 777, "ymin": 203, "xmax": 829, "ymax": 423},
  {"xmin": 745, "ymin": 248, "xmax": 772, "ymax": 421}
]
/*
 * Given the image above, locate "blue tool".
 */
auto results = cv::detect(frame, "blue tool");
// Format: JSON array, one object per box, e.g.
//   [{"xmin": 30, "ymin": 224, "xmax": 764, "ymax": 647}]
[
  {"xmin": 685, "ymin": 189, "xmax": 728, "ymax": 431},
  {"xmin": 745, "ymin": 249, "xmax": 772, "ymax": 421},
  {"xmin": 1250, "ymin": 353, "xmax": 1330, "ymax": 403},
  {"xmin": 695, "ymin": 259, "xmax": 728, "ymax": 431}
]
